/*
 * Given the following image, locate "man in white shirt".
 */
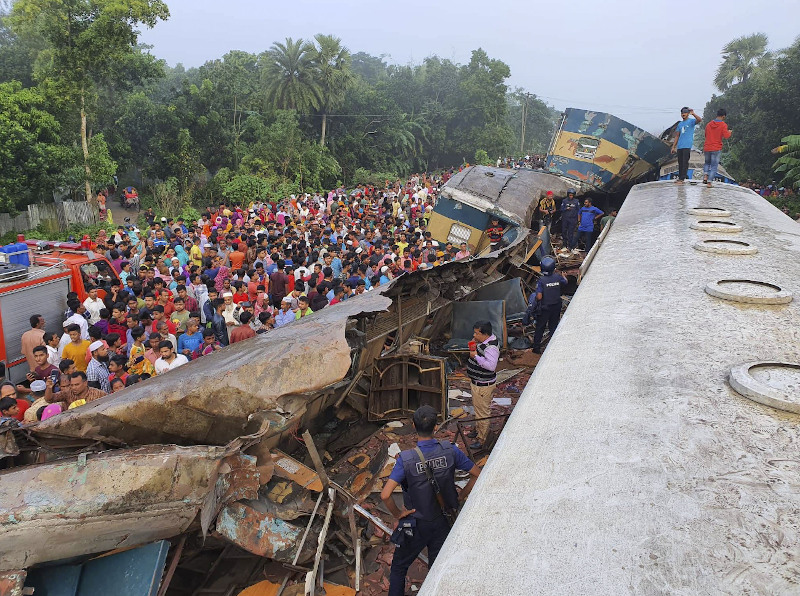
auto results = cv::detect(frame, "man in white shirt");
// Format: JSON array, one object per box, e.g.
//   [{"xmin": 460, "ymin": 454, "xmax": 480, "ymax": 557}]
[
  {"xmin": 154, "ymin": 340, "xmax": 188, "ymax": 374},
  {"xmin": 82, "ymin": 287, "xmax": 104, "ymax": 324},
  {"xmin": 65, "ymin": 299, "xmax": 90, "ymax": 340}
]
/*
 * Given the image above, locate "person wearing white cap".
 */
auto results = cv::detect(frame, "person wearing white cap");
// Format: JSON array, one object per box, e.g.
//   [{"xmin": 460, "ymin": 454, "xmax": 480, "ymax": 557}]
[
  {"xmin": 24, "ymin": 379, "xmax": 51, "ymax": 423},
  {"xmin": 379, "ymin": 266, "xmax": 393, "ymax": 286},
  {"xmin": 86, "ymin": 341, "xmax": 111, "ymax": 393},
  {"xmin": 275, "ymin": 296, "xmax": 295, "ymax": 328}
]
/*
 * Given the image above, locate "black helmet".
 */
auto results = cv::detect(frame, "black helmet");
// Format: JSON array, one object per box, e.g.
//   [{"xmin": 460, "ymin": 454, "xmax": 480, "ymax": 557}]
[
  {"xmin": 540, "ymin": 256, "xmax": 556, "ymax": 274},
  {"xmin": 567, "ymin": 188, "xmax": 576, "ymax": 196}
]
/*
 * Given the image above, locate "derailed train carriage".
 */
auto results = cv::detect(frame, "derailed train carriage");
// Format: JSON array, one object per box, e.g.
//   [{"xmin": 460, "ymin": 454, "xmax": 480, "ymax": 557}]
[{"xmin": 420, "ymin": 180, "xmax": 800, "ymax": 595}]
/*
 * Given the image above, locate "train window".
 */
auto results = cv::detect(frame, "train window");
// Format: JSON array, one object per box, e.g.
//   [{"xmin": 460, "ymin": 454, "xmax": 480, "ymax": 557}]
[
  {"xmin": 575, "ymin": 136, "xmax": 600, "ymax": 160},
  {"xmin": 447, "ymin": 223, "xmax": 471, "ymax": 245}
]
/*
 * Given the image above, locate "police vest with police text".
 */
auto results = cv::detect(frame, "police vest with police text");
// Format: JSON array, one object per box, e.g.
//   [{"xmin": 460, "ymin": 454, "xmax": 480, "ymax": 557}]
[
  {"xmin": 539, "ymin": 272, "xmax": 566, "ymax": 307},
  {"xmin": 399, "ymin": 441, "xmax": 460, "ymax": 521}
]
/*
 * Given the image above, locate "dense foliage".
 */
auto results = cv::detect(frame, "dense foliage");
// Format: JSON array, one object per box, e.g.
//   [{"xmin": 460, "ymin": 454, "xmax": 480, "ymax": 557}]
[
  {"xmin": 702, "ymin": 33, "xmax": 800, "ymax": 184},
  {"xmin": 0, "ymin": 1, "xmax": 557, "ymax": 210}
]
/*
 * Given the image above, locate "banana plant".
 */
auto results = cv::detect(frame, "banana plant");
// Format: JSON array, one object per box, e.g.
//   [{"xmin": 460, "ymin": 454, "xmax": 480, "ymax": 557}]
[{"xmin": 772, "ymin": 135, "xmax": 800, "ymax": 189}]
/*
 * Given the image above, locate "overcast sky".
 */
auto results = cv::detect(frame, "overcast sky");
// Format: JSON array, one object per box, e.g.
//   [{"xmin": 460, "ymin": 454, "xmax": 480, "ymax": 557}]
[{"xmin": 139, "ymin": 0, "xmax": 800, "ymax": 135}]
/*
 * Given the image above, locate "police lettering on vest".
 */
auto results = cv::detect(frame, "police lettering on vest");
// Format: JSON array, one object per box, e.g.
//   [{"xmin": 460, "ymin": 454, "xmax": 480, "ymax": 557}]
[
  {"xmin": 399, "ymin": 441, "xmax": 460, "ymax": 521},
  {"xmin": 536, "ymin": 272, "xmax": 568, "ymax": 307}
]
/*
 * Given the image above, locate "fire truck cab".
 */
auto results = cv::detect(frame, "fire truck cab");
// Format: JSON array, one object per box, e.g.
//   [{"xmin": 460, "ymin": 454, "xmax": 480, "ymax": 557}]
[{"xmin": 0, "ymin": 240, "xmax": 120, "ymax": 383}]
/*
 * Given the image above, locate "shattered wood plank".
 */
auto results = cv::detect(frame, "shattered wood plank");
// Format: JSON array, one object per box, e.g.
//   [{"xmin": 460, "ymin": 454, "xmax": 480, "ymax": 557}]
[
  {"xmin": 334, "ymin": 370, "xmax": 364, "ymax": 409},
  {"xmin": 156, "ymin": 535, "xmax": 186, "ymax": 596},
  {"xmin": 271, "ymin": 450, "xmax": 323, "ymax": 492},
  {"xmin": 302, "ymin": 430, "xmax": 330, "ymax": 491}
]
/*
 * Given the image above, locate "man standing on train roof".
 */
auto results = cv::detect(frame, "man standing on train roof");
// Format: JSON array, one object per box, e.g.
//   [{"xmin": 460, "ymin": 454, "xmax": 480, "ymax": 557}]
[
  {"xmin": 672, "ymin": 107, "xmax": 702, "ymax": 184},
  {"xmin": 560, "ymin": 189, "xmax": 580, "ymax": 253},
  {"xmin": 532, "ymin": 256, "xmax": 568, "ymax": 354},
  {"xmin": 703, "ymin": 108, "xmax": 732, "ymax": 187},
  {"xmin": 381, "ymin": 405, "xmax": 481, "ymax": 596}
]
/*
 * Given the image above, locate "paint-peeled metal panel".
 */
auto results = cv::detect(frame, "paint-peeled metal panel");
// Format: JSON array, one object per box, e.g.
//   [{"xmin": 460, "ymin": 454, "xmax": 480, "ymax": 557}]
[
  {"xmin": 31, "ymin": 292, "xmax": 393, "ymax": 446},
  {"xmin": 0, "ymin": 445, "xmax": 250, "ymax": 571},
  {"xmin": 216, "ymin": 501, "xmax": 314, "ymax": 563},
  {"xmin": 0, "ymin": 571, "xmax": 26, "ymax": 596},
  {"xmin": 546, "ymin": 108, "xmax": 671, "ymax": 191}
]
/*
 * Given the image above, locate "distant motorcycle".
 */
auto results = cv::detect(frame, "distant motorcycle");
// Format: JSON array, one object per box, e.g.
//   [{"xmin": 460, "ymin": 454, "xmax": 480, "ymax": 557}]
[{"xmin": 121, "ymin": 186, "xmax": 140, "ymax": 211}]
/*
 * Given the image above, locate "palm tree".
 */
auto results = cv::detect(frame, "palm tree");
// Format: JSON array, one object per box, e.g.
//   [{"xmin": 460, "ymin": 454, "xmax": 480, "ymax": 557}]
[
  {"xmin": 309, "ymin": 34, "xmax": 353, "ymax": 147},
  {"xmin": 714, "ymin": 33, "xmax": 772, "ymax": 91},
  {"xmin": 262, "ymin": 37, "xmax": 321, "ymax": 113},
  {"xmin": 772, "ymin": 135, "xmax": 800, "ymax": 190}
]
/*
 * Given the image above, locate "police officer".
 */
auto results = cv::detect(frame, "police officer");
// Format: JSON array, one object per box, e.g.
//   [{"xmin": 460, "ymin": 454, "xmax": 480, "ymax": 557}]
[
  {"xmin": 381, "ymin": 405, "xmax": 481, "ymax": 596},
  {"xmin": 560, "ymin": 188, "xmax": 580, "ymax": 252},
  {"xmin": 532, "ymin": 256, "xmax": 568, "ymax": 354}
]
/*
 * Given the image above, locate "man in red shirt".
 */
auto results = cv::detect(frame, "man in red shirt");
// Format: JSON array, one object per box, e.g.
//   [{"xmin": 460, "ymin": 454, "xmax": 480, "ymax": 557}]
[
  {"xmin": 703, "ymin": 108, "xmax": 732, "ymax": 187},
  {"xmin": 229, "ymin": 311, "xmax": 256, "ymax": 344}
]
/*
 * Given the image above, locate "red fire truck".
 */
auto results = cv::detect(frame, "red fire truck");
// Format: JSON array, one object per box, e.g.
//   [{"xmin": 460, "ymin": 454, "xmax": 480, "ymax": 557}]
[{"xmin": 0, "ymin": 239, "xmax": 120, "ymax": 383}]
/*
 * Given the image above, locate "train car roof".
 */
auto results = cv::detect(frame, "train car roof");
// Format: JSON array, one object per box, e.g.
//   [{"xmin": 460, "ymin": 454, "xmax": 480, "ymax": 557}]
[
  {"xmin": 440, "ymin": 166, "xmax": 571, "ymax": 226},
  {"xmin": 421, "ymin": 181, "xmax": 800, "ymax": 595}
]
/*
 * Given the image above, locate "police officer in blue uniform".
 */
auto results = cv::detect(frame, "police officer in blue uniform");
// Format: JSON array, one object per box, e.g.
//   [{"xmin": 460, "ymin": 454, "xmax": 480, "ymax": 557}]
[
  {"xmin": 532, "ymin": 256, "xmax": 568, "ymax": 354},
  {"xmin": 560, "ymin": 188, "xmax": 580, "ymax": 252},
  {"xmin": 381, "ymin": 405, "xmax": 481, "ymax": 596}
]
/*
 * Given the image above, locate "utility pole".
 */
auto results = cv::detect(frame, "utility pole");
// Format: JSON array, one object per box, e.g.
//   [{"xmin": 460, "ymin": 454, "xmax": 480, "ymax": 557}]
[{"xmin": 520, "ymin": 93, "xmax": 530, "ymax": 154}]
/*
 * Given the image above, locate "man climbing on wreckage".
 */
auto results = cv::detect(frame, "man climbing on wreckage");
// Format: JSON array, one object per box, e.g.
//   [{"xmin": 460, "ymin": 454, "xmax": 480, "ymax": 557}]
[{"xmin": 381, "ymin": 405, "xmax": 481, "ymax": 596}]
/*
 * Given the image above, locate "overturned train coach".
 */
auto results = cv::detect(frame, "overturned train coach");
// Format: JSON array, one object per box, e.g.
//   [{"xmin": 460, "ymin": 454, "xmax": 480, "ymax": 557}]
[{"xmin": 420, "ymin": 180, "xmax": 800, "ymax": 595}]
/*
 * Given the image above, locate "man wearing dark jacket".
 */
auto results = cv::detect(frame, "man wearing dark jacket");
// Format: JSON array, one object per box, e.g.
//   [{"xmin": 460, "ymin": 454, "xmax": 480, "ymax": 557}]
[
  {"xmin": 211, "ymin": 298, "xmax": 229, "ymax": 346},
  {"xmin": 381, "ymin": 406, "xmax": 481, "ymax": 596}
]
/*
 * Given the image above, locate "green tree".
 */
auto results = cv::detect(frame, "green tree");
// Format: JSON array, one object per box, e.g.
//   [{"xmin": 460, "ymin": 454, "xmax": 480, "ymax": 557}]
[
  {"xmin": 10, "ymin": 0, "xmax": 169, "ymax": 202},
  {"xmin": 309, "ymin": 33, "xmax": 353, "ymax": 147},
  {"xmin": 703, "ymin": 36, "xmax": 800, "ymax": 182},
  {"xmin": 261, "ymin": 37, "xmax": 320, "ymax": 113},
  {"xmin": 714, "ymin": 33, "xmax": 771, "ymax": 91},
  {"xmin": 0, "ymin": 80, "xmax": 66, "ymax": 209},
  {"xmin": 772, "ymin": 135, "xmax": 800, "ymax": 190}
]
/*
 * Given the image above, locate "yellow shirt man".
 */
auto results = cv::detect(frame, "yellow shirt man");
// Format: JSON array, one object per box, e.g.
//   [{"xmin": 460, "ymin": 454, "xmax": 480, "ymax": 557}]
[
  {"xmin": 190, "ymin": 244, "xmax": 203, "ymax": 267},
  {"xmin": 62, "ymin": 340, "xmax": 91, "ymax": 372}
]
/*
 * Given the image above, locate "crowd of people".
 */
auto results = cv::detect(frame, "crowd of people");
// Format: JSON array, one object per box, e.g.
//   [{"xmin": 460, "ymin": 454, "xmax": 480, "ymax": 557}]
[
  {"xmin": 496, "ymin": 154, "xmax": 546, "ymax": 169},
  {"xmin": 1, "ymin": 172, "xmax": 491, "ymax": 427}
]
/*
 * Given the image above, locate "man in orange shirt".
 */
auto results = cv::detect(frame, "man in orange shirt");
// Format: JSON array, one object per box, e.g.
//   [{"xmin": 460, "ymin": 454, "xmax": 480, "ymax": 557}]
[
  {"xmin": 703, "ymin": 108, "xmax": 732, "ymax": 187},
  {"xmin": 228, "ymin": 242, "xmax": 246, "ymax": 271}
]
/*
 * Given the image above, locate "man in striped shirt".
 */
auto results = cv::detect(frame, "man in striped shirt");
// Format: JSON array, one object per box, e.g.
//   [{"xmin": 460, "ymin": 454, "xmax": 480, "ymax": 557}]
[{"xmin": 466, "ymin": 320, "xmax": 500, "ymax": 450}]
